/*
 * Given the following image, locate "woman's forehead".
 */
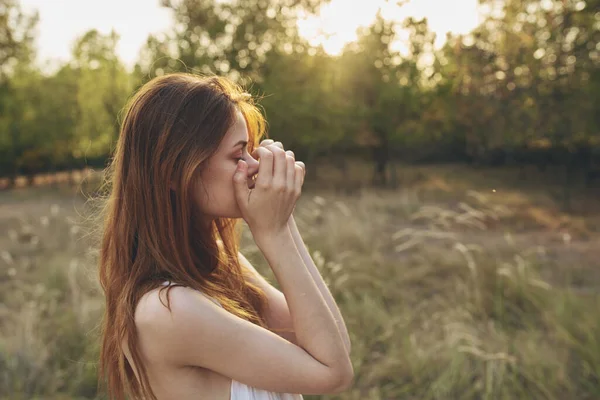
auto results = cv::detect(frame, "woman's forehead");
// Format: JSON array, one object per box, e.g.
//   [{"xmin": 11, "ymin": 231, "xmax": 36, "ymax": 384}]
[{"xmin": 225, "ymin": 111, "xmax": 249, "ymax": 146}]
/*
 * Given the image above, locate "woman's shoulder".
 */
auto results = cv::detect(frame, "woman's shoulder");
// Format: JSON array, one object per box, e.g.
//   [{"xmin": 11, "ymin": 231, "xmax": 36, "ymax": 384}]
[
  {"xmin": 132, "ymin": 282, "xmax": 228, "ymax": 368},
  {"xmin": 135, "ymin": 282, "xmax": 220, "ymax": 332}
]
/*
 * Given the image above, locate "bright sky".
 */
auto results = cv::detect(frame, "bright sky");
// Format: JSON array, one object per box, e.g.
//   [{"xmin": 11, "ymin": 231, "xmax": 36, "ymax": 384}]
[
  {"xmin": 19, "ymin": 0, "xmax": 173, "ymax": 72},
  {"xmin": 19, "ymin": 0, "xmax": 481, "ymax": 73}
]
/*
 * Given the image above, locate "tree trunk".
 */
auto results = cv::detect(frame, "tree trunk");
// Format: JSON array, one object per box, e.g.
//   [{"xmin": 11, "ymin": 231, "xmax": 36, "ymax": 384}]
[
  {"xmin": 371, "ymin": 144, "xmax": 389, "ymax": 188},
  {"xmin": 562, "ymin": 155, "xmax": 575, "ymax": 211},
  {"xmin": 389, "ymin": 159, "xmax": 398, "ymax": 189}
]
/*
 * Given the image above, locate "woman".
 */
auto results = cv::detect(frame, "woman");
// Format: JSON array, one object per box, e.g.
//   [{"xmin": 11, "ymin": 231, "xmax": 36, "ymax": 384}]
[{"xmin": 97, "ymin": 73, "xmax": 353, "ymax": 400}]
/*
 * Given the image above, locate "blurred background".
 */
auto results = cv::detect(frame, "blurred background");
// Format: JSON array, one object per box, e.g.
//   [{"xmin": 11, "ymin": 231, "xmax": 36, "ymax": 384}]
[{"xmin": 0, "ymin": 0, "xmax": 599, "ymax": 399}]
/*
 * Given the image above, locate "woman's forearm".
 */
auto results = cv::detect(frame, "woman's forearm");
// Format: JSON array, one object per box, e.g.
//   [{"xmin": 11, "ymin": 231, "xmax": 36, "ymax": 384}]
[
  {"xmin": 287, "ymin": 215, "xmax": 351, "ymax": 354},
  {"xmin": 254, "ymin": 228, "xmax": 352, "ymax": 377}
]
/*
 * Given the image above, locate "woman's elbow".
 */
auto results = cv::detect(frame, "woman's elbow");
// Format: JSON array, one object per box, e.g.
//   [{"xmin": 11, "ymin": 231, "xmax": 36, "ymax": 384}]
[{"xmin": 329, "ymin": 361, "xmax": 355, "ymax": 394}]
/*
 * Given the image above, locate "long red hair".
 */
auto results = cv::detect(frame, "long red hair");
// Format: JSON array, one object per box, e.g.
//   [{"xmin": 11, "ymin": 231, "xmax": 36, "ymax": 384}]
[{"xmin": 96, "ymin": 73, "xmax": 270, "ymax": 400}]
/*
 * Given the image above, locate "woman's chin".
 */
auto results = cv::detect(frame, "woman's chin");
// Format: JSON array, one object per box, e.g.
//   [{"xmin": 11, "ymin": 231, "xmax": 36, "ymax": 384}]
[{"xmin": 230, "ymin": 206, "xmax": 244, "ymax": 219}]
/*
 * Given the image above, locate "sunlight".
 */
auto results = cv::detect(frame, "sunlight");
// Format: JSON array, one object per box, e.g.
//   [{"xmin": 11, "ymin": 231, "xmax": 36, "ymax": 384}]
[
  {"xmin": 297, "ymin": 1, "xmax": 382, "ymax": 55},
  {"xmin": 297, "ymin": 0, "xmax": 482, "ymax": 56}
]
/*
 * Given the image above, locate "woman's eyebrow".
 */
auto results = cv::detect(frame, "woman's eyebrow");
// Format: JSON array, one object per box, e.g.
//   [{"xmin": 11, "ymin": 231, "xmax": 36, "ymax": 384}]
[{"xmin": 232, "ymin": 140, "xmax": 248, "ymax": 148}]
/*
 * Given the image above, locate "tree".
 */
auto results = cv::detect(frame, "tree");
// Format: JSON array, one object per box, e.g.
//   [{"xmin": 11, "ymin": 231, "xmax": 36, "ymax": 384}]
[
  {"xmin": 134, "ymin": 0, "xmax": 329, "ymax": 82},
  {"xmin": 0, "ymin": 0, "xmax": 37, "ymax": 80},
  {"xmin": 338, "ymin": 13, "xmax": 419, "ymax": 187},
  {"xmin": 70, "ymin": 29, "xmax": 132, "ymax": 163},
  {"xmin": 0, "ymin": 0, "xmax": 38, "ymax": 182}
]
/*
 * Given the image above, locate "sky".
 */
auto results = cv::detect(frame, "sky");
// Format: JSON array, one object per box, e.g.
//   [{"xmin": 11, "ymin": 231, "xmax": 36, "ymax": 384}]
[
  {"xmin": 19, "ymin": 0, "xmax": 482, "ymax": 73},
  {"xmin": 19, "ymin": 0, "xmax": 174, "ymax": 72}
]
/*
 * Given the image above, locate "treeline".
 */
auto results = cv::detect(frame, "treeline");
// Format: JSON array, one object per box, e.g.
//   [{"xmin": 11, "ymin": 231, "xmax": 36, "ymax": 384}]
[{"xmin": 0, "ymin": 0, "xmax": 599, "ymax": 189}]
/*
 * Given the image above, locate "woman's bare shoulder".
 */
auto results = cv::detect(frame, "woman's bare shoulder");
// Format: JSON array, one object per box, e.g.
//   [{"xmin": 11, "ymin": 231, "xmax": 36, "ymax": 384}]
[
  {"xmin": 135, "ymin": 284, "xmax": 213, "ymax": 327},
  {"xmin": 133, "ymin": 284, "xmax": 223, "ymax": 364}
]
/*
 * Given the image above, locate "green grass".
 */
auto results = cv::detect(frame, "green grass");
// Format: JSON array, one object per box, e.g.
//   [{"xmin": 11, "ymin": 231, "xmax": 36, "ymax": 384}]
[{"xmin": 0, "ymin": 162, "xmax": 599, "ymax": 399}]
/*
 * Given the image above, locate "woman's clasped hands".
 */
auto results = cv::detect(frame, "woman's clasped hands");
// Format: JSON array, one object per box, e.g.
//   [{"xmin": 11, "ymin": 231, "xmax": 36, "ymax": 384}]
[{"xmin": 233, "ymin": 139, "xmax": 305, "ymax": 240}]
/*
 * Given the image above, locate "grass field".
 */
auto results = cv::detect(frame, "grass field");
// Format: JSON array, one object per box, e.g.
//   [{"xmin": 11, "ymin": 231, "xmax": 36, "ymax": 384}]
[{"xmin": 1, "ymin": 161, "xmax": 599, "ymax": 399}]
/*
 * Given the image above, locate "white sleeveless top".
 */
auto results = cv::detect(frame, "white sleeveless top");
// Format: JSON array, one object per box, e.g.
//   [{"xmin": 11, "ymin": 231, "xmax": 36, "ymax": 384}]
[{"xmin": 161, "ymin": 281, "xmax": 303, "ymax": 400}]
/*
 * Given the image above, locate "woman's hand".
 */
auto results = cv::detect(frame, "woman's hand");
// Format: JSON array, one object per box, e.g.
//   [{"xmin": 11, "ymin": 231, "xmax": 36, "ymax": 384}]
[
  {"xmin": 256, "ymin": 140, "xmax": 304, "ymax": 220},
  {"xmin": 233, "ymin": 140, "xmax": 305, "ymax": 241},
  {"xmin": 258, "ymin": 139, "xmax": 297, "ymax": 166}
]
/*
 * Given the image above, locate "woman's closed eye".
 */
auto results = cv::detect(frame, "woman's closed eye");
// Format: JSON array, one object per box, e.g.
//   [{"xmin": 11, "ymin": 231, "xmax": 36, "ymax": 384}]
[{"xmin": 235, "ymin": 150, "xmax": 249, "ymax": 162}]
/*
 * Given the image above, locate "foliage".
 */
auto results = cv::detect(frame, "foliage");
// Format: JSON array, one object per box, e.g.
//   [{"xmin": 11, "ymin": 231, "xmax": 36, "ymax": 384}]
[{"xmin": 0, "ymin": 0, "xmax": 598, "ymax": 188}]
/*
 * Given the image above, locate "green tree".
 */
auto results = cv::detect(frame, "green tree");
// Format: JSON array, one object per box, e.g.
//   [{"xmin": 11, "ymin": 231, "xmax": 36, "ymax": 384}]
[
  {"xmin": 70, "ymin": 29, "xmax": 132, "ymax": 164},
  {"xmin": 259, "ymin": 46, "xmax": 347, "ymax": 178},
  {"xmin": 0, "ymin": 0, "xmax": 37, "ymax": 80},
  {"xmin": 0, "ymin": 0, "xmax": 38, "ymax": 181},
  {"xmin": 135, "ymin": 0, "xmax": 328, "ymax": 81},
  {"xmin": 338, "ymin": 13, "xmax": 419, "ymax": 187}
]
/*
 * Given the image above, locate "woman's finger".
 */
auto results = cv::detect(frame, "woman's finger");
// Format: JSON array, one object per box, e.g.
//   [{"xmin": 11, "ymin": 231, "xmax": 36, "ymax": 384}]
[
  {"xmin": 260, "ymin": 139, "xmax": 284, "ymax": 150},
  {"xmin": 252, "ymin": 147, "xmax": 274, "ymax": 187},
  {"xmin": 286, "ymin": 154, "xmax": 295, "ymax": 190},
  {"xmin": 294, "ymin": 162, "xmax": 305, "ymax": 195},
  {"xmin": 266, "ymin": 144, "xmax": 287, "ymax": 190}
]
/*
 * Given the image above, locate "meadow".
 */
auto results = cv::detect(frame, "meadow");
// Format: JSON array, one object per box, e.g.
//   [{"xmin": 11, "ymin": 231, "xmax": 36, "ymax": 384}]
[{"xmin": 1, "ymin": 161, "xmax": 599, "ymax": 400}]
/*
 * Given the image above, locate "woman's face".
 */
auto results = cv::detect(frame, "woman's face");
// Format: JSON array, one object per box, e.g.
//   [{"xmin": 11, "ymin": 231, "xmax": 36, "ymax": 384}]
[{"xmin": 194, "ymin": 109, "xmax": 260, "ymax": 221}]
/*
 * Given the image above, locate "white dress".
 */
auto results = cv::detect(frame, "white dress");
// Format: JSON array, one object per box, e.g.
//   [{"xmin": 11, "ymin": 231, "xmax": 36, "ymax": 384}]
[{"xmin": 161, "ymin": 281, "xmax": 303, "ymax": 400}]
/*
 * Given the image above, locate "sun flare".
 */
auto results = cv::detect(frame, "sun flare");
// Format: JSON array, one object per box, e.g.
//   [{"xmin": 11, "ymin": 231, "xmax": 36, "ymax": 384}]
[{"xmin": 296, "ymin": 0, "xmax": 482, "ymax": 56}]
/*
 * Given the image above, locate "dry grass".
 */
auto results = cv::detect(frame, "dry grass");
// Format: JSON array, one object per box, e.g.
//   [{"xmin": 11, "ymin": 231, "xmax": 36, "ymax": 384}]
[{"xmin": 0, "ymin": 162, "xmax": 599, "ymax": 399}]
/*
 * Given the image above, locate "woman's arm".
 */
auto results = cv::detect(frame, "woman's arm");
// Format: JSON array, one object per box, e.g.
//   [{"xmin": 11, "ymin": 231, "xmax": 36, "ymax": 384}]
[
  {"xmin": 240, "ymin": 215, "xmax": 352, "ymax": 355},
  {"xmin": 136, "ymin": 227, "xmax": 353, "ymax": 394},
  {"xmin": 239, "ymin": 251, "xmax": 299, "ymax": 345},
  {"xmin": 254, "ymin": 228, "xmax": 353, "ymax": 385},
  {"xmin": 287, "ymin": 214, "xmax": 352, "ymax": 354}
]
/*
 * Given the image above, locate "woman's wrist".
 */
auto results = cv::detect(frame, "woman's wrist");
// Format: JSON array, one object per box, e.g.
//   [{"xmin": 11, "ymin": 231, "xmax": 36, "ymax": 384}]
[{"xmin": 252, "ymin": 224, "xmax": 293, "ymax": 253}]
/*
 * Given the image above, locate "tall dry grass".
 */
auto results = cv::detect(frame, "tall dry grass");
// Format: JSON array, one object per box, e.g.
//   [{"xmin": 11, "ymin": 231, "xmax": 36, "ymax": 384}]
[{"xmin": 0, "ymin": 168, "xmax": 599, "ymax": 399}]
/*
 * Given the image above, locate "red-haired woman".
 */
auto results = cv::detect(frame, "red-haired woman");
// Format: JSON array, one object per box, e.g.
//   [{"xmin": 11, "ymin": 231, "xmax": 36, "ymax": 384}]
[{"xmin": 96, "ymin": 73, "xmax": 352, "ymax": 400}]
